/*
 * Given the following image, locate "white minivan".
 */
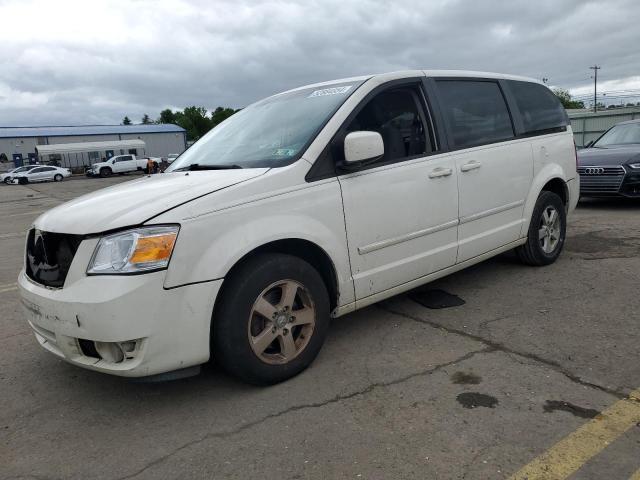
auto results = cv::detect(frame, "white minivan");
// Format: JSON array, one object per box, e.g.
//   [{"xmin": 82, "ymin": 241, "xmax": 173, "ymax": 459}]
[{"xmin": 18, "ymin": 71, "xmax": 579, "ymax": 384}]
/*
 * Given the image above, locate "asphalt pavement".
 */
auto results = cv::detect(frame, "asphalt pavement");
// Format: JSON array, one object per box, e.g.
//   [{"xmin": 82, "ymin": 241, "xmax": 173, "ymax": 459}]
[{"xmin": 1, "ymin": 177, "xmax": 639, "ymax": 480}]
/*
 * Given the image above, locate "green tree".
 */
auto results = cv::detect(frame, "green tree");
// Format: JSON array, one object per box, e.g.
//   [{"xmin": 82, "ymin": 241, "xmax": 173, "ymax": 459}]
[
  {"xmin": 158, "ymin": 108, "xmax": 176, "ymax": 124},
  {"xmin": 141, "ymin": 114, "xmax": 152, "ymax": 124},
  {"xmin": 210, "ymin": 106, "xmax": 237, "ymax": 127},
  {"xmin": 552, "ymin": 88, "xmax": 585, "ymax": 109},
  {"xmin": 174, "ymin": 106, "xmax": 212, "ymax": 141},
  {"xmin": 122, "ymin": 116, "xmax": 132, "ymax": 125},
  {"xmin": 157, "ymin": 106, "xmax": 239, "ymax": 141}
]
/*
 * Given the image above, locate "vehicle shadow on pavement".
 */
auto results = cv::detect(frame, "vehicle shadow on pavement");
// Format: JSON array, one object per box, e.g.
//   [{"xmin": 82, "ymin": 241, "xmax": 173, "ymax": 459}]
[{"xmin": 578, "ymin": 197, "xmax": 640, "ymax": 209}]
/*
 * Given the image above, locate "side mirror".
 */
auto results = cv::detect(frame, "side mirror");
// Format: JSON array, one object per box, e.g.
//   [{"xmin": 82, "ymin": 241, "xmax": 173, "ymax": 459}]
[{"xmin": 343, "ymin": 131, "xmax": 384, "ymax": 165}]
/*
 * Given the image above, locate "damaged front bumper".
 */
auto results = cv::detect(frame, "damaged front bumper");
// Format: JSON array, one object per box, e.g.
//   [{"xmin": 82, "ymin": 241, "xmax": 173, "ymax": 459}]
[{"xmin": 18, "ymin": 269, "xmax": 222, "ymax": 377}]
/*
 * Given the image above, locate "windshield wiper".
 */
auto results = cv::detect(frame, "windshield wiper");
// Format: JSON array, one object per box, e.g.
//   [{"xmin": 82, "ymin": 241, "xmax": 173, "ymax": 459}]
[{"xmin": 173, "ymin": 163, "xmax": 243, "ymax": 171}]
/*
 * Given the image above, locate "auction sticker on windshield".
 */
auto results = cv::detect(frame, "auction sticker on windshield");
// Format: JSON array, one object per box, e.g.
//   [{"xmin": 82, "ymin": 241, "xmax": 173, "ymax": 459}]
[{"xmin": 308, "ymin": 85, "xmax": 352, "ymax": 97}]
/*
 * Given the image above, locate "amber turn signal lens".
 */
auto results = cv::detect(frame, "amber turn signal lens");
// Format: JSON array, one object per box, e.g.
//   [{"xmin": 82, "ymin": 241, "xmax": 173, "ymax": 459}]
[{"xmin": 130, "ymin": 233, "xmax": 177, "ymax": 264}]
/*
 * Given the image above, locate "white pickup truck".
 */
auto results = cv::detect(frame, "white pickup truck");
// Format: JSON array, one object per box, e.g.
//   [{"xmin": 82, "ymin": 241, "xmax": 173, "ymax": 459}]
[{"xmin": 87, "ymin": 155, "xmax": 156, "ymax": 177}]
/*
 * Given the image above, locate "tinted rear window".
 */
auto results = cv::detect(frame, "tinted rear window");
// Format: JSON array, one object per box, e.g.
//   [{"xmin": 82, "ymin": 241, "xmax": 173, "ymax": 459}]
[
  {"xmin": 508, "ymin": 81, "xmax": 568, "ymax": 134},
  {"xmin": 436, "ymin": 80, "xmax": 514, "ymax": 148}
]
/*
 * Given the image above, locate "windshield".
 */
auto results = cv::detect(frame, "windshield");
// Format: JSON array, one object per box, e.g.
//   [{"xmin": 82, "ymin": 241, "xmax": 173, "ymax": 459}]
[
  {"xmin": 594, "ymin": 122, "xmax": 640, "ymax": 147},
  {"xmin": 168, "ymin": 81, "xmax": 363, "ymax": 171}
]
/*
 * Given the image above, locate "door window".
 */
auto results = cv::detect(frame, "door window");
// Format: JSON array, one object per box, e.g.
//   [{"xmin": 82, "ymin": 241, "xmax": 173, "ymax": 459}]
[
  {"xmin": 508, "ymin": 81, "xmax": 568, "ymax": 135},
  {"xmin": 346, "ymin": 86, "xmax": 433, "ymax": 163},
  {"xmin": 128, "ymin": 149, "xmax": 137, "ymax": 155},
  {"xmin": 30, "ymin": 167, "xmax": 44, "ymax": 173},
  {"xmin": 436, "ymin": 80, "xmax": 514, "ymax": 149}
]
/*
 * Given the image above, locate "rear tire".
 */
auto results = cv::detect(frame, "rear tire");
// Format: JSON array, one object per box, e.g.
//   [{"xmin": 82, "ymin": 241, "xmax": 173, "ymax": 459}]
[
  {"xmin": 213, "ymin": 253, "xmax": 330, "ymax": 385},
  {"xmin": 100, "ymin": 167, "xmax": 112, "ymax": 178},
  {"xmin": 517, "ymin": 191, "xmax": 566, "ymax": 266},
  {"xmin": 54, "ymin": 174, "xmax": 63, "ymax": 182}
]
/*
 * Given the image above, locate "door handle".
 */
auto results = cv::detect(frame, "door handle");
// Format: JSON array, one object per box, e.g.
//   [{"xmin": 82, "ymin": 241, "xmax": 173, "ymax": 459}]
[
  {"xmin": 460, "ymin": 161, "xmax": 481, "ymax": 172},
  {"xmin": 428, "ymin": 167, "xmax": 453, "ymax": 178}
]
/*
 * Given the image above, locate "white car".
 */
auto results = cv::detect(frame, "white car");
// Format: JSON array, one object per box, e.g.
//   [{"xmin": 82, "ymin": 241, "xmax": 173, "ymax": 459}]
[
  {"xmin": 13, "ymin": 165, "xmax": 72, "ymax": 184},
  {"xmin": 1, "ymin": 164, "xmax": 41, "ymax": 184},
  {"xmin": 88, "ymin": 154, "xmax": 148, "ymax": 177},
  {"xmin": 18, "ymin": 70, "xmax": 578, "ymax": 384}
]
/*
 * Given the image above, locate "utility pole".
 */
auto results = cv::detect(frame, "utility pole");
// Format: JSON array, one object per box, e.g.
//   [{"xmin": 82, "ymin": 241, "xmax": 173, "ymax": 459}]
[{"xmin": 589, "ymin": 65, "xmax": 601, "ymax": 112}]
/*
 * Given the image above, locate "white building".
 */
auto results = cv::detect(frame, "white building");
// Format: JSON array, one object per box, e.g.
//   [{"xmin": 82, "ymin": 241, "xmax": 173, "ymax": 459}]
[{"xmin": 0, "ymin": 124, "xmax": 187, "ymax": 169}]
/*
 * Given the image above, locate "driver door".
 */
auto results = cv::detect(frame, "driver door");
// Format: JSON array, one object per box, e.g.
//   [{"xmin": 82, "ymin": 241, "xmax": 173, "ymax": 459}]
[{"xmin": 337, "ymin": 82, "xmax": 459, "ymax": 301}]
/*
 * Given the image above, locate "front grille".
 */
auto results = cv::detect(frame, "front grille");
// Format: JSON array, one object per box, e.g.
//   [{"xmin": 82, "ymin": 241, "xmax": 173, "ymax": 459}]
[
  {"xmin": 25, "ymin": 229, "xmax": 83, "ymax": 288},
  {"xmin": 578, "ymin": 165, "xmax": 626, "ymax": 193}
]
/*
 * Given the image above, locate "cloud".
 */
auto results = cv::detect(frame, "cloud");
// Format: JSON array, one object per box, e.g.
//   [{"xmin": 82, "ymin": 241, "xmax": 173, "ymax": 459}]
[{"xmin": 1, "ymin": 0, "xmax": 639, "ymax": 125}]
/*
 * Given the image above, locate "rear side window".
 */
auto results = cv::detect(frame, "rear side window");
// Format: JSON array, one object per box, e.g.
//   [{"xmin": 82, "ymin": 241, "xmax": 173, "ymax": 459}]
[
  {"xmin": 436, "ymin": 80, "xmax": 514, "ymax": 148},
  {"xmin": 508, "ymin": 81, "xmax": 567, "ymax": 135}
]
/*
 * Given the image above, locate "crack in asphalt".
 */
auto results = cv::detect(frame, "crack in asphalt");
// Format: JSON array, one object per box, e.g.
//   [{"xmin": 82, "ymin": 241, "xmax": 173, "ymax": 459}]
[
  {"xmin": 377, "ymin": 303, "xmax": 629, "ymax": 401},
  {"xmin": 114, "ymin": 347, "xmax": 491, "ymax": 480}
]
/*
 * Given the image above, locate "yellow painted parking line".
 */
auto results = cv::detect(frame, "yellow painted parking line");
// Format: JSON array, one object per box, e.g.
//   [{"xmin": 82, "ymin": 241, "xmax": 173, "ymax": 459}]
[
  {"xmin": 0, "ymin": 282, "xmax": 18, "ymax": 293},
  {"xmin": 7, "ymin": 210, "xmax": 46, "ymax": 217},
  {"xmin": 0, "ymin": 231, "xmax": 26, "ymax": 239},
  {"xmin": 509, "ymin": 389, "xmax": 640, "ymax": 480}
]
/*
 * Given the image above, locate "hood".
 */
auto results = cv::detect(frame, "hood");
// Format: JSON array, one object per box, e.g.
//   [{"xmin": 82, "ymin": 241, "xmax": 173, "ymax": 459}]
[
  {"xmin": 34, "ymin": 168, "xmax": 268, "ymax": 234},
  {"xmin": 578, "ymin": 145, "xmax": 640, "ymax": 166}
]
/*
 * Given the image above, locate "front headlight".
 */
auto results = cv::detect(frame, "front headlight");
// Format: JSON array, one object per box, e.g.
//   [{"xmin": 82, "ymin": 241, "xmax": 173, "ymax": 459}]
[
  {"xmin": 628, "ymin": 163, "xmax": 640, "ymax": 169},
  {"xmin": 87, "ymin": 225, "xmax": 179, "ymax": 275}
]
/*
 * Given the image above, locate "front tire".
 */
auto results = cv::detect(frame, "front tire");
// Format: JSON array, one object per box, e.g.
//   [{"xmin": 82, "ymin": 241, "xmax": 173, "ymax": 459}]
[
  {"xmin": 517, "ymin": 191, "xmax": 566, "ymax": 266},
  {"xmin": 3, "ymin": 177, "xmax": 11, "ymax": 184},
  {"xmin": 99, "ymin": 167, "xmax": 112, "ymax": 178},
  {"xmin": 213, "ymin": 253, "xmax": 330, "ymax": 385}
]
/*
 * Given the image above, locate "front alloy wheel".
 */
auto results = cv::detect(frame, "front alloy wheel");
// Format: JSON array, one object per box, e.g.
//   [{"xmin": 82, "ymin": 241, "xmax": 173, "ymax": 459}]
[
  {"xmin": 213, "ymin": 253, "xmax": 330, "ymax": 385},
  {"xmin": 248, "ymin": 280, "xmax": 316, "ymax": 365}
]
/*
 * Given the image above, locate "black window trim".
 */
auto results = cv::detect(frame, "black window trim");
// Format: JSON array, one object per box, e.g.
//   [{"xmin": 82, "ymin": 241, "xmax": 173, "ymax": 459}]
[
  {"xmin": 306, "ymin": 77, "xmax": 440, "ymax": 181},
  {"xmin": 431, "ymin": 76, "xmax": 518, "ymax": 152}
]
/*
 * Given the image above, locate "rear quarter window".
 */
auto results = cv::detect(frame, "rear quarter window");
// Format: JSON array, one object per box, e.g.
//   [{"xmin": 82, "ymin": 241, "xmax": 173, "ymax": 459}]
[
  {"xmin": 508, "ymin": 80, "xmax": 568, "ymax": 135},
  {"xmin": 435, "ymin": 80, "xmax": 514, "ymax": 149}
]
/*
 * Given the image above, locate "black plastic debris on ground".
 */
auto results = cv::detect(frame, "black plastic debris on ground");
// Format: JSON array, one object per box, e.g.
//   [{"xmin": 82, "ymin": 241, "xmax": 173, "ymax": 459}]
[
  {"xmin": 456, "ymin": 392, "xmax": 499, "ymax": 409},
  {"xmin": 409, "ymin": 288, "xmax": 466, "ymax": 309}
]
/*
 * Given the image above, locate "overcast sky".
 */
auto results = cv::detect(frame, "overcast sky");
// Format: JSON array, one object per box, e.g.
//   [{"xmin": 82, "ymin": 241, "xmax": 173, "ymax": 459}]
[{"xmin": 1, "ymin": 0, "xmax": 639, "ymax": 126}]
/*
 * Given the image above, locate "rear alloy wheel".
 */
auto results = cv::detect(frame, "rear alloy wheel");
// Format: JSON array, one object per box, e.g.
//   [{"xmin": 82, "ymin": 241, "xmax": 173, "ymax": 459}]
[
  {"xmin": 517, "ymin": 191, "xmax": 566, "ymax": 266},
  {"xmin": 213, "ymin": 253, "xmax": 330, "ymax": 385},
  {"xmin": 54, "ymin": 174, "xmax": 63, "ymax": 182}
]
